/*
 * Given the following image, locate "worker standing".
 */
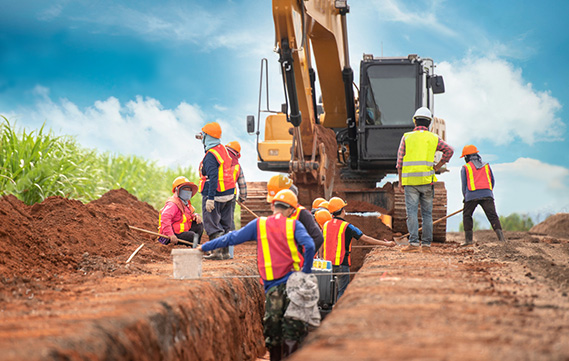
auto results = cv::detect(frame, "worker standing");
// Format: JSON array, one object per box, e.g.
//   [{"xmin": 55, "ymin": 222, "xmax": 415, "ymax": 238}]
[
  {"xmin": 158, "ymin": 177, "xmax": 203, "ymax": 246},
  {"xmin": 397, "ymin": 107, "xmax": 454, "ymax": 253},
  {"xmin": 196, "ymin": 122, "xmax": 236, "ymax": 260},
  {"xmin": 226, "ymin": 140, "xmax": 247, "ymax": 229},
  {"xmin": 323, "ymin": 197, "xmax": 396, "ymax": 299},
  {"xmin": 460, "ymin": 145, "xmax": 506, "ymax": 246},
  {"xmin": 198, "ymin": 189, "xmax": 316, "ymax": 360},
  {"xmin": 267, "ymin": 174, "xmax": 324, "ymax": 252},
  {"xmin": 311, "ymin": 198, "xmax": 326, "ymax": 215}
]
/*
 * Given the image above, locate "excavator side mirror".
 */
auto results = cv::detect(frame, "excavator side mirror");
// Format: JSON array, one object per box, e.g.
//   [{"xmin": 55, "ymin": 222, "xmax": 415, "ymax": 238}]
[
  {"xmin": 246, "ymin": 115, "xmax": 256, "ymax": 134},
  {"xmin": 430, "ymin": 75, "xmax": 445, "ymax": 94}
]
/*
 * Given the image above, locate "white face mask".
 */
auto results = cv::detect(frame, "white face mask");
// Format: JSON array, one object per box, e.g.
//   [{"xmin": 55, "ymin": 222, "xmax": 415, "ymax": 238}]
[{"xmin": 179, "ymin": 189, "xmax": 192, "ymax": 201}]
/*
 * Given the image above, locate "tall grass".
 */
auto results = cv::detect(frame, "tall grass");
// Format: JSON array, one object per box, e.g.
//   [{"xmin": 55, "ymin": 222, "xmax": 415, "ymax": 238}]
[{"xmin": 0, "ymin": 116, "xmax": 201, "ymax": 211}]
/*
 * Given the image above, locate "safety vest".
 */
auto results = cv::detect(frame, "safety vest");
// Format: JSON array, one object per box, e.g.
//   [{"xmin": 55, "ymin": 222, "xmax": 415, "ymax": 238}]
[
  {"xmin": 256, "ymin": 214, "xmax": 301, "ymax": 281},
  {"xmin": 401, "ymin": 130, "xmax": 439, "ymax": 186},
  {"xmin": 464, "ymin": 162, "xmax": 493, "ymax": 191},
  {"xmin": 158, "ymin": 196, "xmax": 195, "ymax": 234},
  {"xmin": 322, "ymin": 218, "xmax": 350, "ymax": 266},
  {"xmin": 290, "ymin": 205, "xmax": 306, "ymax": 221},
  {"xmin": 198, "ymin": 161, "xmax": 206, "ymax": 193},
  {"xmin": 200, "ymin": 144, "xmax": 236, "ymax": 193},
  {"xmin": 232, "ymin": 164, "xmax": 240, "ymax": 195}
]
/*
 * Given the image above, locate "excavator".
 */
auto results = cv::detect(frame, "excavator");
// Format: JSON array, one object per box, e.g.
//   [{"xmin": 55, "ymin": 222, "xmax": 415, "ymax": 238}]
[{"xmin": 245, "ymin": 0, "xmax": 449, "ymax": 241}]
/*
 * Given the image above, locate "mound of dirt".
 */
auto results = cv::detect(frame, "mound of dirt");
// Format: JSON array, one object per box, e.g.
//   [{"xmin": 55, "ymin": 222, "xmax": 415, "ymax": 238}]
[
  {"xmin": 0, "ymin": 189, "xmax": 172, "ymax": 283},
  {"xmin": 530, "ymin": 213, "xmax": 569, "ymax": 238},
  {"xmin": 345, "ymin": 214, "xmax": 394, "ymax": 273}
]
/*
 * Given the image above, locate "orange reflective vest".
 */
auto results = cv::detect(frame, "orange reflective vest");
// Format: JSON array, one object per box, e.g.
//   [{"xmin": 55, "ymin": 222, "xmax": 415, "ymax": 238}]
[
  {"xmin": 158, "ymin": 196, "xmax": 196, "ymax": 234},
  {"xmin": 198, "ymin": 161, "xmax": 206, "ymax": 193},
  {"xmin": 256, "ymin": 214, "xmax": 301, "ymax": 281},
  {"xmin": 322, "ymin": 218, "xmax": 350, "ymax": 266},
  {"xmin": 200, "ymin": 144, "xmax": 236, "ymax": 193},
  {"xmin": 464, "ymin": 162, "xmax": 493, "ymax": 191},
  {"xmin": 232, "ymin": 164, "xmax": 240, "ymax": 195},
  {"xmin": 290, "ymin": 205, "xmax": 306, "ymax": 221}
]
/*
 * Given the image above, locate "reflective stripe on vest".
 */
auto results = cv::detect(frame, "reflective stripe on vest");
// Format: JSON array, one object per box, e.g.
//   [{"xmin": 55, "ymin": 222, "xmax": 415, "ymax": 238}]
[
  {"xmin": 232, "ymin": 164, "xmax": 240, "ymax": 195},
  {"xmin": 465, "ymin": 162, "xmax": 493, "ymax": 191},
  {"xmin": 401, "ymin": 130, "xmax": 439, "ymax": 186},
  {"xmin": 290, "ymin": 205, "xmax": 306, "ymax": 221},
  {"xmin": 198, "ymin": 161, "xmax": 206, "ymax": 193},
  {"xmin": 202, "ymin": 144, "xmax": 236, "ymax": 193},
  {"xmin": 257, "ymin": 215, "xmax": 300, "ymax": 281},
  {"xmin": 323, "ymin": 219, "xmax": 349, "ymax": 266}
]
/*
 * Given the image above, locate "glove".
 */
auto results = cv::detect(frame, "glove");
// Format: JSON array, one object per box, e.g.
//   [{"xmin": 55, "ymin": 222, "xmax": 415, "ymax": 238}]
[
  {"xmin": 205, "ymin": 199, "xmax": 215, "ymax": 212},
  {"xmin": 238, "ymin": 196, "xmax": 246, "ymax": 204}
]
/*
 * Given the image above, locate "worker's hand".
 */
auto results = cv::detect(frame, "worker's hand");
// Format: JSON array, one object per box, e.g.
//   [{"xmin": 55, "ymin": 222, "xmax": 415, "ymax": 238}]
[
  {"xmin": 397, "ymin": 184, "xmax": 404, "ymax": 194},
  {"xmin": 196, "ymin": 245, "xmax": 203, "ymax": 252},
  {"xmin": 169, "ymin": 235, "xmax": 179, "ymax": 245},
  {"xmin": 238, "ymin": 196, "xmax": 246, "ymax": 204},
  {"xmin": 194, "ymin": 213, "xmax": 202, "ymax": 224},
  {"xmin": 384, "ymin": 240, "xmax": 397, "ymax": 247},
  {"xmin": 205, "ymin": 199, "xmax": 215, "ymax": 212}
]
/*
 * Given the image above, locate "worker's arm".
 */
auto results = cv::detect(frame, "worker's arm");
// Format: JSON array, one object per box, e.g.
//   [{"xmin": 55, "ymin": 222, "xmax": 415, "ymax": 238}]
[
  {"xmin": 159, "ymin": 203, "xmax": 177, "ymax": 237},
  {"xmin": 298, "ymin": 209, "xmax": 324, "ymax": 251},
  {"xmin": 237, "ymin": 168, "xmax": 247, "ymax": 202},
  {"xmin": 434, "ymin": 138, "xmax": 454, "ymax": 172},
  {"xmin": 360, "ymin": 234, "xmax": 396, "ymax": 247},
  {"xmin": 202, "ymin": 152, "xmax": 219, "ymax": 200},
  {"xmin": 199, "ymin": 219, "xmax": 258, "ymax": 252},
  {"xmin": 489, "ymin": 165, "xmax": 496, "ymax": 188},
  {"xmin": 294, "ymin": 222, "xmax": 316, "ymax": 273},
  {"xmin": 460, "ymin": 166, "xmax": 467, "ymax": 199},
  {"xmin": 396, "ymin": 136, "xmax": 405, "ymax": 193}
]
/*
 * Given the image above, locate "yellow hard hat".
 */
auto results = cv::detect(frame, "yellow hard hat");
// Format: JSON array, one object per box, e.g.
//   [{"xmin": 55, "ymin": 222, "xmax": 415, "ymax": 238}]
[
  {"xmin": 172, "ymin": 176, "xmax": 198, "ymax": 195},
  {"xmin": 314, "ymin": 209, "xmax": 332, "ymax": 228},
  {"xmin": 272, "ymin": 189, "xmax": 298, "ymax": 208},
  {"xmin": 267, "ymin": 174, "xmax": 293, "ymax": 202},
  {"xmin": 311, "ymin": 197, "xmax": 326, "ymax": 210},
  {"xmin": 201, "ymin": 122, "xmax": 222, "ymax": 139},
  {"xmin": 328, "ymin": 197, "xmax": 347, "ymax": 214}
]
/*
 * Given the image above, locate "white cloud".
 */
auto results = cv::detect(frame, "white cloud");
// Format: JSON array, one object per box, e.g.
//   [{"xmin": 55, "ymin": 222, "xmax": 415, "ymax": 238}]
[
  {"xmin": 439, "ymin": 157, "xmax": 569, "ymax": 230},
  {"xmin": 437, "ymin": 57, "xmax": 564, "ymax": 146}
]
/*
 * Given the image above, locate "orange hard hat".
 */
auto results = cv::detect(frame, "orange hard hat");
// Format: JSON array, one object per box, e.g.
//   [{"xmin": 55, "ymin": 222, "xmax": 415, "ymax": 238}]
[
  {"xmin": 311, "ymin": 197, "xmax": 326, "ymax": 210},
  {"xmin": 226, "ymin": 141, "xmax": 241, "ymax": 154},
  {"xmin": 202, "ymin": 122, "xmax": 222, "ymax": 139},
  {"xmin": 319, "ymin": 201, "xmax": 329, "ymax": 210},
  {"xmin": 272, "ymin": 189, "xmax": 298, "ymax": 209},
  {"xmin": 461, "ymin": 144, "xmax": 479, "ymax": 158},
  {"xmin": 172, "ymin": 176, "xmax": 198, "ymax": 195},
  {"xmin": 328, "ymin": 197, "xmax": 347, "ymax": 214},
  {"xmin": 267, "ymin": 174, "xmax": 293, "ymax": 202},
  {"xmin": 314, "ymin": 209, "xmax": 332, "ymax": 228}
]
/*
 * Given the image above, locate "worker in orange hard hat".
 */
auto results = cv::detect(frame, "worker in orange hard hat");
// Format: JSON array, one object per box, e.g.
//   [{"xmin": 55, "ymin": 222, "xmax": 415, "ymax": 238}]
[
  {"xmin": 314, "ymin": 209, "xmax": 332, "ymax": 229},
  {"xmin": 266, "ymin": 174, "xmax": 324, "ymax": 252},
  {"xmin": 322, "ymin": 197, "xmax": 395, "ymax": 299},
  {"xmin": 225, "ymin": 141, "xmax": 247, "ymax": 260},
  {"xmin": 198, "ymin": 188, "xmax": 316, "ymax": 359},
  {"xmin": 311, "ymin": 198, "xmax": 326, "ymax": 215},
  {"xmin": 460, "ymin": 145, "xmax": 505, "ymax": 246},
  {"xmin": 397, "ymin": 107, "xmax": 454, "ymax": 253},
  {"xmin": 158, "ymin": 176, "xmax": 203, "ymax": 247},
  {"xmin": 196, "ymin": 122, "xmax": 236, "ymax": 260}
]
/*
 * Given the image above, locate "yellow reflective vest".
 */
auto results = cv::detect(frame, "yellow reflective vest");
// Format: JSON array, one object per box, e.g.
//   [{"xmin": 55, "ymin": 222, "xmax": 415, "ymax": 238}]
[{"xmin": 401, "ymin": 130, "xmax": 439, "ymax": 186}]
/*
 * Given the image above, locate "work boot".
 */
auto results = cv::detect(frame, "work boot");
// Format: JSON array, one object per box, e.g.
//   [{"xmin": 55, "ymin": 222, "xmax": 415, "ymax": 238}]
[
  {"xmin": 460, "ymin": 231, "xmax": 473, "ymax": 247},
  {"xmin": 421, "ymin": 246, "xmax": 432, "ymax": 253},
  {"xmin": 269, "ymin": 344, "xmax": 283, "ymax": 361},
  {"xmin": 495, "ymin": 229, "xmax": 506, "ymax": 242},
  {"xmin": 400, "ymin": 244, "xmax": 420, "ymax": 253},
  {"xmin": 221, "ymin": 247, "xmax": 231, "ymax": 260},
  {"xmin": 203, "ymin": 248, "xmax": 224, "ymax": 260},
  {"xmin": 282, "ymin": 339, "xmax": 299, "ymax": 358}
]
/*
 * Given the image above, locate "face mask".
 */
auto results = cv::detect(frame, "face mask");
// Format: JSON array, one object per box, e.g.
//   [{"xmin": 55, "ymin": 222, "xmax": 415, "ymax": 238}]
[{"xmin": 179, "ymin": 189, "xmax": 192, "ymax": 201}]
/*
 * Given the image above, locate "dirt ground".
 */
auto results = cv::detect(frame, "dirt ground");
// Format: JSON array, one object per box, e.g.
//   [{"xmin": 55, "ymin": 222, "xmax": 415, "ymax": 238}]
[{"xmin": 1, "ymin": 191, "xmax": 568, "ymax": 360}]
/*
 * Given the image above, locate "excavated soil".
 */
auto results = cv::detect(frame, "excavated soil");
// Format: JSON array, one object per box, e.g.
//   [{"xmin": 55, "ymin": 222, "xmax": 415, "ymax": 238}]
[
  {"xmin": 1, "ymin": 190, "xmax": 568, "ymax": 360},
  {"xmin": 530, "ymin": 213, "xmax": 569, "ymax": 238}
]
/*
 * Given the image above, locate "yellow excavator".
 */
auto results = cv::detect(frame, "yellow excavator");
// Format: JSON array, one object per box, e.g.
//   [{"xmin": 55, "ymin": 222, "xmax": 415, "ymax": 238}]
[{"xmin": 246, "ymin": 0, "xmax": 449, "ymax": 241}]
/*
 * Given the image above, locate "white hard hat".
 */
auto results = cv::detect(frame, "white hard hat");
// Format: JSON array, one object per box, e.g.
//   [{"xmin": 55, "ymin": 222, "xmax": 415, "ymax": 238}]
[{"xmin": 413, "ymin": 107, "xmax": 432, "ymax": 122}]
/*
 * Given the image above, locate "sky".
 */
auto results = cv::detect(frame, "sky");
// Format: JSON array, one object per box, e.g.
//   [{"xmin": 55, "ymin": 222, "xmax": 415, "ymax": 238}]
[{"xmin": 1, "ymin": 0, "xmax": 568, "ymax": 231}]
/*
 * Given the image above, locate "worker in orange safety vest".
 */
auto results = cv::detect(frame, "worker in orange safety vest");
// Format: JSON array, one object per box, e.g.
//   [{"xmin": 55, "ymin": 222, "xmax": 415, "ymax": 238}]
[
  {"xmin": 322, "ymin": 197, "xmax": 396, "ymax": 299},
  {"xmin": 460, "ymin": 144, "xmax": 506, "ymax": 246}
]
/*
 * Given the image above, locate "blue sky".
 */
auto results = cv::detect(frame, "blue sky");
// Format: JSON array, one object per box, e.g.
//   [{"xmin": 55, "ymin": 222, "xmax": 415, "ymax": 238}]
[{"xmin": 1, "ymin": 0, "xmax": 568, "ymax": 230}]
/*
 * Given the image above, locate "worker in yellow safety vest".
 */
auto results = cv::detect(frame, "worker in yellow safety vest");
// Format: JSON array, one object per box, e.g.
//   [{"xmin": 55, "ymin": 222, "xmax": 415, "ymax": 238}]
[
  {"xmin": 196, "ymin": 122, "xmax": 236, "ymax": 260},
  {"xmin": 460, "ymin": 144, "xmax": 506, "ymax": 246},
  {"xmin": 396, "ymin": 107, "xmax": 454, "ymax": 253}
]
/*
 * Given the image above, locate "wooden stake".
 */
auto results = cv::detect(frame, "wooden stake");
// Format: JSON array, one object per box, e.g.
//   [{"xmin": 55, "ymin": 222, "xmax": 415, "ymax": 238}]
[{"xmin": 126, "ymin": 243, "xmax": 145, "ymax": 263}]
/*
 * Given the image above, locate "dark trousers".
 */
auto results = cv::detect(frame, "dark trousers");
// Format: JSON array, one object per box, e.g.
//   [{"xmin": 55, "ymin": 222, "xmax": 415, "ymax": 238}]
[
  {"xmin": 463, "ymin": 197, "xmax": 502, "ymax": 232},
  {"xmin": 175, "ymin": 222, "xmax": 204, "ymax": 244},
  {"xmin": 202, "ymin": 197, "xmax": 234, "ymax": 237},
  {"xmin": 333, "ymin": 265, "xmax": 350, "ymax": 299}
]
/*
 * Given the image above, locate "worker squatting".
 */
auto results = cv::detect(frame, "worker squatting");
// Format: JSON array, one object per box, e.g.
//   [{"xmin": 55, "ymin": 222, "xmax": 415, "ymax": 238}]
[{"xmin": 157, "ymin": 112, "xmax": 506, "ymax": 360}]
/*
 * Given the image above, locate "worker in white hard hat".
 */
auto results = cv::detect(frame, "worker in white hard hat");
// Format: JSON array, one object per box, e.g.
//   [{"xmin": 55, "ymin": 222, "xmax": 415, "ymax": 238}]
[{"xmin": 397, "ymin": 107, "xmax": 454, "ymax": 253}]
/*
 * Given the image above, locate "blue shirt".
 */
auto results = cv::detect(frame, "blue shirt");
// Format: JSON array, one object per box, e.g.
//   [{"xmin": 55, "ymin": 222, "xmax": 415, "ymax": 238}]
[
  {"xmin": 201, "ymin": 151, "xmax": 236, "ymax": 199},
  {"xmin": 201, "ymin": 217, "xmax": 316, "ymax": 292},
  {"xmin": 332, "ymin": 217, "xmax": 363, "ymax": 266}
]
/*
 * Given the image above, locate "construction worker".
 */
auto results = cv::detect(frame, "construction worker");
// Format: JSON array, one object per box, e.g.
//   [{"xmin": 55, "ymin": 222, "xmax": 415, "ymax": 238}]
[
  {"xmin": 323, "ymin": 197, "xmax": 396, "ymax": 299},
  {"xmin": 314, "ymin": 209, "xmax": 332, "ymax": 230},
  {"xmin": 158, "ymin": 176, "xmax": 203, "ymax": 246},
  {"xmin": 267, "ymin": 174, "xmax": 324, "ymax": 252},
  {"xmin": 397, "ymin": 107, "xmax": 454, "ymax": 253},
  {"xmin": 226, "ymin": 140, "xmax": 247, "ymax": 229},
  {"xmin": 311, "ymin": 198, "xmax": 326, "ymax": 215},
  {"xmin": 198, "ymin": 189, "xmax": 316, "ymax": 360},
  {"xmin": 196, "ymin": 122, "xmax": 236, "ymax": 260},
  {"xmin": 460, "ymin": 145, "xmax": 506, "ymax": 246}
]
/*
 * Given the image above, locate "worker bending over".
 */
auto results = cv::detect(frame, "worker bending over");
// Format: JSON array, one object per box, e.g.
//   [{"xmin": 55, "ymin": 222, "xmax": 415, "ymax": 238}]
[
  {"xmin": 460, "ymin": 145, "xmax": 506, "ymax": 246},
  {"xmin": 198, "ymin": 189, "xmax": 316, "ymax": 361},
  {"xmin": 158, "ymin": 176, "xmax": 203, "ymax": 246},
  {"xmin": 323, "ymin": 197, "xmax": 396, "ymax": 299}
]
